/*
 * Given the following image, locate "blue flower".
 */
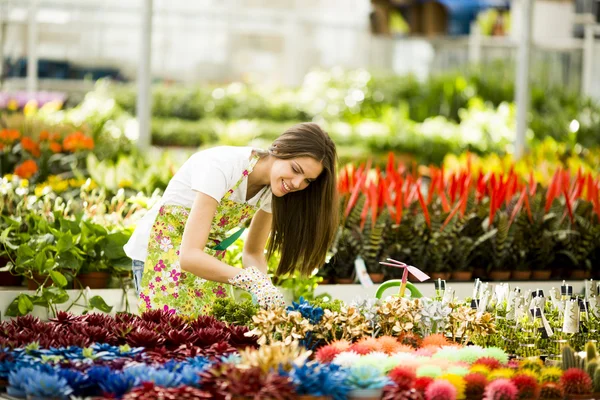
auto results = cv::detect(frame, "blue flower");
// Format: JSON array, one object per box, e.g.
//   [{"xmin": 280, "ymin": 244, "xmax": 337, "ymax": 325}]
[
  {"xmin": 179, "ymin": 365, "xmax": 204, "ymax": 388},
  {"xmin": 287, "ymin": 297, "xmax": 324, "ymax": 324},
  {"xmin": 219, "ymin": 353, "xmax": 241, "ymax": 364},
  {"xmin": 57, "ymin": 368, "xmax": 91, "ymax": 395},
  {"xmin": 25, "ymin": 371, "xmax": 73, "ymax": 399},
  {"xmin": 144, "ymin": 369, "xmax": 182, "ymax": 388},
  {"xmin": 286, "ymin": 362, "xmax": 351, "ymax": 400},
  {"xmin": 99, "ymin": 371, "xmax": 138, "ymax": 397},
  {"xmin": 184, "ymin": 355, "xmax": 212, "ymax": 370},
  {"xmin": 86, "ymin": 365, "xmax": 112, "ymax": 389},
  {"xmin": 345, "ymin": 365, "xmax": 391, "ymax": 389},
  {"xmin": 8, "ymin": 367, "xmax": 38, "ymax": 392}
]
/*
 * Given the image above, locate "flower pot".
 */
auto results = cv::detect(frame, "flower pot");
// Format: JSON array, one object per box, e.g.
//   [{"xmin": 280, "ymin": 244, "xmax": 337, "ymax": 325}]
[
  {"xmin": 567, "ymin": 394, "xmax": 600, "ymax": 399},
  {"xmin": 0, "ymin": 271, "xmax": 22, "ymax": 287},
  {"xmin": 451, "ymin": 271, "xmax": 473, "ymax": 281},
  {"xmin": 532, "ymin": 270, "xmax": 552, "ymax": 280},
  {"xmin": 488, "ymin": 270, "xmax": 511, "ymax": 281},
  {"xmin": 368, "ymin": 273, "xmax": 385, "ymax": 283},
  {"xmin": 7, "ymin": 385, "xmax": 26, "ymax": 398},
  {"xmin": 319, "ymin": 278, "xmax": 331, "ymax": 284},
  {"xmin": 570, "ymin": 270, "xmax": 591, "ymax": 279},
  {"xmin": 511, "ymin": 270, "xmax": 532, "ymax": 280},
  {"xmin": 429, "ymin": 272, "xmax": 451, "ymax": 280},
  {"xmin": 335, "ymin": 278, "xmax": 354, "ymax": 284},
  {"xmin": 74, "ymin": 272, "xmax": 111, "ymax": 289},
  {"xmin": 27, "ymin": 273, "xmax": 51, "ymax": 290},
  {"xmin": 472, "ymin": 267, "xmax": 487, "ymax": 279},
  {"xmin": 348, "ymin": 388, "xmax": 384, "ymax": 400}
]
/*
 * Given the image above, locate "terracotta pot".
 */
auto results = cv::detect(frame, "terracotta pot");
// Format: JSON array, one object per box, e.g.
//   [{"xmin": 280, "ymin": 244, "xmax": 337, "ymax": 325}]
[
  {"xmin": 488, "ymin": 270, "xmax": 511, "ymax": 281},
  {"xmin": 348, "ymin": 388, "xmax": 384, "ymax": 400},
  {"xmin": 429, "ymin": 272, "xmax": 451, "ymax": 280},
  {"xmin": 472, "ymin": 267, "xmax": 487, "ymax": 279},
  {"xmin": 319, "ymin": 278, "xmax": 331, "ymax": 285},
  {"xmin": 27, "ymin": 273, "xmax": 51, "ymax": 290},
  {"xmin": 0, "ymin": 271, "xmax": 22, "ymax": 287},
  {"xmin": 532, "ymin": 270, "xmax": 552, "ymax": 280},
  {"xmin": 451, "ymin": 271, "xmax": 473, "ymax": 281},
  {"xmin": 75, "ymin": 272, "xmax": 111, "ymax": 289},
  {"xmin": 368, "ymin": 273, "xmax": 385, "ymax": 283},
  {"xmin": 335, "ymin": 277, "xmax": 354, "ymax": 284},
  {"xmin": 570, "ymin": 270, "xmax": 591, "ymax": 279},
  {"xmin": 567, "ymin": 394, "xmax": 600, "ymax": 399},
  {"xmin": 511, "ymin": 270, "xmax": 532, "ymax": 280}
]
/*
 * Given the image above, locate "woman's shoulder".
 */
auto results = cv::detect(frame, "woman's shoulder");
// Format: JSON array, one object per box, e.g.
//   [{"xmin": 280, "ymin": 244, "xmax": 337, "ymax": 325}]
[{"xmin": 191, "ymin": 145, "xmax": 253, "ymax": 161}]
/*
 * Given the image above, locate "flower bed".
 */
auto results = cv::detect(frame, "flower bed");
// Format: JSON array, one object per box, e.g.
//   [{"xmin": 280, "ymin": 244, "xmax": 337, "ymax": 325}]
[{"xmin": 1, "ymin": 286, "xmax": 600, "ymax": 399}]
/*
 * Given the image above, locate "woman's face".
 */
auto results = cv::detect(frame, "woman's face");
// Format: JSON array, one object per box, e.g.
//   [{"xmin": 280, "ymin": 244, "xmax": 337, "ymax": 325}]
[{"xmin": 270, "ymin": 156, "xmax": 323, "ymax": 197}]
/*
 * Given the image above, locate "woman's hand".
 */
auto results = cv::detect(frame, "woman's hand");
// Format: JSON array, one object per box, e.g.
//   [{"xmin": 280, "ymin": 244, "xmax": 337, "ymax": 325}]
[{"xmin": 229, "ymin": 266, "xmax": 285, "ymax": 308}]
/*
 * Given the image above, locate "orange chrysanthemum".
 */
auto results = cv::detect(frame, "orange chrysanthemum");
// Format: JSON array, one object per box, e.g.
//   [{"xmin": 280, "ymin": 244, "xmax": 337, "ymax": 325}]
[
  {"xmin": 49, "ymin": 142, "xmax": 62, "ymax": 153},
  {"xmin": 0, "ymin": 129, "xmax": 21, "ymax": 143},
  {"xmin": 14, "ymin": 160, "xmax": 38, "ymax": 179},
  {"xmin": 20, "ymin": 137, "xmax": 41, "ymax": 157},
  {"xmin": 63, "ymin": 131, "xmax": 94, "ymax": 152},
  {"xmin": 39, "ymin": 130, "xmax": 50, "ymax": 141}
]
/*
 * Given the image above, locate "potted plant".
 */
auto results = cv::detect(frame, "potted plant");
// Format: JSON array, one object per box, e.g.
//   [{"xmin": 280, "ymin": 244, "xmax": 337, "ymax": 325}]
[{"xmin": 346, "ymin": 365, "xmax": 391, "ymax": 400}]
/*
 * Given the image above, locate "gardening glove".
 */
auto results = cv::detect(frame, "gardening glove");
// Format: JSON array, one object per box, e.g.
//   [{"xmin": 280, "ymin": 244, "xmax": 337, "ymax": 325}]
[{"xmin": 228, "ymin": 266, "xmax": 285, "ymax": 309}]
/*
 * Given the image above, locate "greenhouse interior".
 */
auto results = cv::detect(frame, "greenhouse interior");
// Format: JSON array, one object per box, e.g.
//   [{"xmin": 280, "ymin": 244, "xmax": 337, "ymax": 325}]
[{"xmin": 1, "ymin": 0, "xmax": 600, "ymax": 399}]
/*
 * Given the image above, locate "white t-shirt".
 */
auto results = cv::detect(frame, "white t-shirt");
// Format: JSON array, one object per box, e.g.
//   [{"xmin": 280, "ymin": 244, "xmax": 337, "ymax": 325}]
[{"xmin": 124, "ymin": 146, "xmax": 273, "ymax": 262}]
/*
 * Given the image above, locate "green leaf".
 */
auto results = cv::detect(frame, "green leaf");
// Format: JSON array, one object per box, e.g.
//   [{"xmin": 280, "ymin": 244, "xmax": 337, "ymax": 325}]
[
  {"xmin": 89, "ymin": 295, "xmax": 113, "ymax": 313},
  {"xmin": 49, "ymin": 270, "xmax": 68, "ymax": 288},
  {"xmin": 56, "ymin": 252, "xmax": 82, "ymax": 270},
  {"xmin": 57, "ymin": 232, "xmax": 74, "ymax": 253},
  {"xmin": 43, "ymin": 287, "xmax": 70, "ymax": 304},
  {"xmin": 0, "ymin": 227, "xmax": 12, "ymax": 243},
  {"xmin": 104, "ymin": 232, "xmax": 129, "ymax": 259},
  {"xmin": 18, "ymin": 295, "xmax": 34, "ymax": 315},
  {"xmin": 34, "ymin": 251, "xmax": 47, "ymax": 271}
]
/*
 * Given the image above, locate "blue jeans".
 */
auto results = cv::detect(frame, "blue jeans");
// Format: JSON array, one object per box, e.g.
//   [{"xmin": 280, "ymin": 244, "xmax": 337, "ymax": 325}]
[{"xmin": 132, "ymin": 260, "xmax": 145, "ymax": 294}]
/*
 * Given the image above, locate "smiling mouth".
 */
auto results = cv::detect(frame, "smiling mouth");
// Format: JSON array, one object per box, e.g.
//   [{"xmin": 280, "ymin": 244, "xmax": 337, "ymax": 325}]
[{"xmin": 282, "ymin": 179, "xmax": 291, "ymax": 193}]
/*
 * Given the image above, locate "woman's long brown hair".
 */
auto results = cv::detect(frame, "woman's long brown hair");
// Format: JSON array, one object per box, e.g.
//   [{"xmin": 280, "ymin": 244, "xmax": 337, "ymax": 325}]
[{"xmin": 267, "ymin": 123, "xmax": 338, "ymax": 277}]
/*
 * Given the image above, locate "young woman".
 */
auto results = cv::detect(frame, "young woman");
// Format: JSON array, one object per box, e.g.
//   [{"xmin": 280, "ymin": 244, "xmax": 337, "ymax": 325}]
[{"xmin": 124, "ymin": 123, "xmax": 338, "ymax": 316}]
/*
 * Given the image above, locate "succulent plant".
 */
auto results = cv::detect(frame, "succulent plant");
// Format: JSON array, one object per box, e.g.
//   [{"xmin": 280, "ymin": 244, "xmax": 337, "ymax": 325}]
[
  {"xmin": 287, "ymin": 361, "xmax": 351, "ymax": 400},
  {"xmin": 24, "ymin": 371, "xmax": 73, "ymax": 399},
  {"xmin": 425, "ymin": 379, "xmax": 457, "ymax": 400},
  {"xmin": 560, "ymin": 367, "xmax": 593, "ymax": 395},
  {"xmin": 539, "ymin": 382, "xmax": 564, "ymax": 399},
  {"xmin": 463, "ymin": 373, "xmax": 487, "ymax": 400},
  {"xmin": 510, "ymin": 374, "xmax": 539, "ymax": 400},
  {"xmin": 345, "ymin": 365, "xmax": 391, "ymax": 389},
  {"xmin": 99, "ymin": 370, "xmax": 138, "ymax": 397},
  {"xmin": 483, "ymin": 378, "xmax": 518, "ymax": 400},
  {"xmin": 121, "ymin": 382, "xmax": 212, "ymax": 399}
]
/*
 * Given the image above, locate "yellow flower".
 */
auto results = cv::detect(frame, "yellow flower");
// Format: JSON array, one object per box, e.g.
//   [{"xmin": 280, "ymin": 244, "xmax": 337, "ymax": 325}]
[
  {"xmin": 118, "ymin": 179, "xmax": 133, "ymax": 188},
  {"xmin": 469, "ymin": 364, "xmax": 491, "ymax": 376},
  {"xmin": 23, "ymin": 100, "xmax": 38, "ymax": 117},
  {"xmin": 19, "ymin": 179, "xmax": 29, "ymax": 188},
  {"xmin": 488, "ymin": 367, "xmax": 515, "ymax": 380},
  {"xmin": 439, "ymin": 374, "xmax": 466, "ymax": 399},
  {"xmin": 7, "ymin": 99, "xmax": 18, "ymax": 111}
]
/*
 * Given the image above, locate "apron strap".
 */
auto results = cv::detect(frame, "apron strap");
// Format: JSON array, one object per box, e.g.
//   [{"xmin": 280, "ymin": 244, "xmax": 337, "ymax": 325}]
[{"xmin": 213, "ymin": 227, "xmax": 245, "ymax": 251}]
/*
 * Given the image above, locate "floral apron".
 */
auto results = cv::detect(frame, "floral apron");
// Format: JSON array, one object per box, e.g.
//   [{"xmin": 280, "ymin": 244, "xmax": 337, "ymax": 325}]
[{"xmin": 138, "ymin": 154, "xmax": 262, "ymax": 317}]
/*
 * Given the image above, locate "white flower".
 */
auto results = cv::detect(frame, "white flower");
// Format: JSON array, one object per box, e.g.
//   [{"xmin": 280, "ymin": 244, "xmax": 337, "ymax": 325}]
[
  {"xmin": 159, "ymin": 237, "xmax": 173, "ymax": 252},
  {"xmin": 332, "ymin": 351, "xmax": 361, "ymax": 368}
]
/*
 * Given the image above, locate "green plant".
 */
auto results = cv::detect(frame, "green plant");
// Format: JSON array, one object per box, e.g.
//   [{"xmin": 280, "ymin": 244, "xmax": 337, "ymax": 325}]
[{"xmin": 210, "ymin": 297, "xmax": 259, "ymax": 327}]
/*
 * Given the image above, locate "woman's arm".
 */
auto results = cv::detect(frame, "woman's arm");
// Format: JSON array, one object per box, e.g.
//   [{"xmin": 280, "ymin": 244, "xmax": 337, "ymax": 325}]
[
  {"xmin": 179, "ymin": 192, "xmax": 242, "ymax": 283},
  {"xmin": 243, "ymin": 209, "xmax": 272, "ymax": 275}
]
